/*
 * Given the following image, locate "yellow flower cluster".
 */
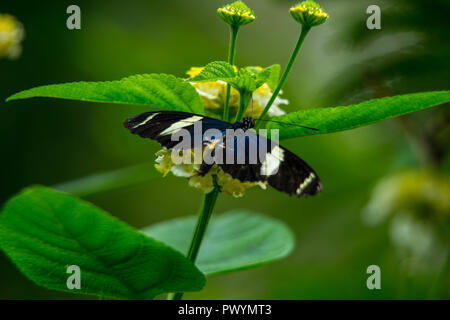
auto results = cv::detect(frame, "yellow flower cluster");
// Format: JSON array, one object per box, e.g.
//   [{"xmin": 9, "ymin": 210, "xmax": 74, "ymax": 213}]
[
  {"xmin": 290, "ymin": 1, "xmax": 329, "ymax": 27},
  {"xmin": 187, "ymin": 66, "xmax": 288, "ymax": 119},
  {"xmin": 155, "ymin": 148, "xmax": 267, "ymax": 197},
  {"xmin": 0, "ymin": 14, "xmax": 24, "ymax": 60}
]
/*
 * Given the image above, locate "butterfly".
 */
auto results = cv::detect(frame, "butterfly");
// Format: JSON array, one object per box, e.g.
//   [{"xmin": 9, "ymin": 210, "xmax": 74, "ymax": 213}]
[{"xmin": 123, "ymin": 111, "xmax": 322, "ymax": 197}]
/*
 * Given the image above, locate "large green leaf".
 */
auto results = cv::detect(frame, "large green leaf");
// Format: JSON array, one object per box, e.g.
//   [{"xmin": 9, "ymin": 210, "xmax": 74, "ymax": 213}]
[
  {"xmin": 7, "ymin": 74, "xmax": 204, "ymax": 114},
  {"xmin": 266, "ymin": 91, "xmax": 450, "ymax": 140},
  {"xmin": 53, "ymin": 162, "xmax": 159, "ymax": 197},
  {"xmin": 142, "ymin": 210, "xmax": 295, "ymax": 276},
  {"xmin": 0, "ymin": 186, "xmax": 205, "ymax": 299}
]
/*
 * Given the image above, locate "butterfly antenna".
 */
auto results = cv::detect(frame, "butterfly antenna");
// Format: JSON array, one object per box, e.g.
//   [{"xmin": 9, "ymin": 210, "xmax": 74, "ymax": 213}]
[{"xmin": 254, "ymin": 118, "xmax": 319, "ymax": 131}]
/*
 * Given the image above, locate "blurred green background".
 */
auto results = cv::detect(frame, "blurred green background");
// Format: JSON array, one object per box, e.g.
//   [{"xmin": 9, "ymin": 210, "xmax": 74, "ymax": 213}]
[{"xmin": 1, "ymin": 0, "xmax": 448, "ymax": 299}]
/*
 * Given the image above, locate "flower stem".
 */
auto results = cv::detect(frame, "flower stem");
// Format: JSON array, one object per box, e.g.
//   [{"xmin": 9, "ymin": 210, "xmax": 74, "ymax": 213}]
[
  {"xmin": 223, "ymin": 26, "xmax": 239, "ymax": 122},
  {"xmin": 255, "ymin": 25, "xmax": 311, "ymax": 129},
  {"xmin": 169, "ymin": 185, "xmax": 220, "ymax": 300},
  {"xmin": 234, "ymin": 91, "xmax": 250, "ymax": 123}
]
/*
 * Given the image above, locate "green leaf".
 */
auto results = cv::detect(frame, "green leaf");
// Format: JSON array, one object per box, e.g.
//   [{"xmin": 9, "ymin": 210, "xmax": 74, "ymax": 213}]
[
  {"xmin": 142, "ymin": 210, "xmax": 295, "ymax": 276},
  {"xmin": 265, "ymin": 65, "xmax": 281, "ymax": 91},
  {"xmin": 52, "ymin": 162, "xmax": 159, "ymax": 197},
  {"xmin": 6, "ymin": 74, "xmax": 204, "ymax": 114},
  {"xmin": 266, "ymin": 91, "xmax": 450, "ymax": 140},
  {"xmin": 0, "ymin": 186, "xmax": 205, "ymax": 299},
  {"xmin": 231, "ymin": 68, "xmax": 261, "ymax": 93},
  {"xmin": 189, "ymin": 61, "xmax": 280, "ymax": 94},
  {"xmin": 189, "ymin": 61, "xmax": 236, "ymax": 83},
  {"xmin": 244, "ymin": 65, "xmax": 281, "ymax": 91},
  {"xmin": 230, "ymin": 66, "xmax": 280, "ymax": 93}
]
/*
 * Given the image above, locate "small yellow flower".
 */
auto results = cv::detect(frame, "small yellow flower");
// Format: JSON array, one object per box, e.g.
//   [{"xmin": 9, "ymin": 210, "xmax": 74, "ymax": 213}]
[
  {"xmin": 189, "ymin": 173, "xmax": 215, "ymax": 194},
  {"xmin": 0, "ymin": 14, "xmax": 25, "ymax": 60},
  {"xmin": 154, "ymin": 149, "xmax": 175, "ymax": 177},
  {"xmin": 217, "ymin": 1, "xmax": 256, "ymax": 27},
  {"xmin": 187, "ymin": 66, "xmax": 288, "ymax": 119},
  {"xmin": 290, "ymin": 1, "xmax": 329, "ymax": 28},
  {"xmin": 154, "ymin": 148, "xmax": 267, "ymax": 197},
  {"xmin": 216, "ymin": 169, "xmax": 267, "ymax": 197}
]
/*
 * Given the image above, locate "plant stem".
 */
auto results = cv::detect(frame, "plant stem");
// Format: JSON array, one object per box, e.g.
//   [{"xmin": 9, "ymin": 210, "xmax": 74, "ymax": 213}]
[
  {"xmin": 234, "ymin": 91, "xmax": 250, "ymax": 123},
  {"xmin": 255, "ymin": 26, "xmax": 311, "ymax": 129},
  {"xmin": 223, "ymin": 26, "xmax": 239, "ymax": 122},
  {"xmin": 170, "ymin": 185, "xmax": 220, "ymax": 300},
  {"xmin": 170, "ymin": 23, "xmax": 239, "ymax": 302}
]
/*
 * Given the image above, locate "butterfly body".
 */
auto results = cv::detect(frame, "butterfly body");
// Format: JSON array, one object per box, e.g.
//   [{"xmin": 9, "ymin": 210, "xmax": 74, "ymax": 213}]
[{"xmin": 124, "ymin": 111, "xmax": 322, "ymax": 197}]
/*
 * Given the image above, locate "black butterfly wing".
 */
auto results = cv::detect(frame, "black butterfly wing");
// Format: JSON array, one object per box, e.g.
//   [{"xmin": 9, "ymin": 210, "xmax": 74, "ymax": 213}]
[
  {"xmin": 266, "ymin": 145, "xmax": 322, "ymax": 197},
  {"xmin": 216, "ymin": 130, "xmax": 322, "ymax": 197},
  {"xmin": 123, "ymin": 111, "xmax": 233, "ymax": 149}
]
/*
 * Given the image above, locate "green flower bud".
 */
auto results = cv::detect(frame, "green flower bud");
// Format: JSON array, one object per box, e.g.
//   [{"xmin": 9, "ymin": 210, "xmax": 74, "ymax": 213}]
[
  {"xmin": 217, "ymin": 1, "xmax": 256, "ymax": 28},
  {"xmin": 290, "ymin": 1, "xmax": 329, "ymax": 28}
]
